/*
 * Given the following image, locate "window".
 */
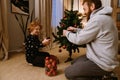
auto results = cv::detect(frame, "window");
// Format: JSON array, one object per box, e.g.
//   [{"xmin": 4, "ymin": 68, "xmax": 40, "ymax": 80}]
[{"xmin": 51, "ymin": 0, "xmax": 63, "ymax": 27}]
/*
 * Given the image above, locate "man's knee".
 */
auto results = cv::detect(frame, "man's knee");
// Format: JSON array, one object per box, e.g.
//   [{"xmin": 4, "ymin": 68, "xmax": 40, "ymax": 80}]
[
  {"xmin": 65, "ymin": 68, "xmax": 70, "ymax": 79},
  {"xmin": 64, "ymin": 67, "xmax": 74, "ymax": 79}
]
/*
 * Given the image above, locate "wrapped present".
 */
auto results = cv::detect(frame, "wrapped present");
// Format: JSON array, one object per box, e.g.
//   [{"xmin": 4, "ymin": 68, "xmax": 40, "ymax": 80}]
[{"xmin": 45, "ymin": 55, "xmax": 59, "ymax": 76}]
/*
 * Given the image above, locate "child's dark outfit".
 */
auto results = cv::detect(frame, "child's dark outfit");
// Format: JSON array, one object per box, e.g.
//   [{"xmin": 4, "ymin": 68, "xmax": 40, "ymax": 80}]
[{"xmin": 25, "ymin": 34, "xmax": 50, "ymax": 67}]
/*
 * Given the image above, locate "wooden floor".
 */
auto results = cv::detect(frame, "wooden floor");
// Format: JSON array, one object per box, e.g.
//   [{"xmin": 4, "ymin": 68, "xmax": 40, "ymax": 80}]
[{"xmin": 0, "ymin": 47, "xmax": 120, "ymax": 80}]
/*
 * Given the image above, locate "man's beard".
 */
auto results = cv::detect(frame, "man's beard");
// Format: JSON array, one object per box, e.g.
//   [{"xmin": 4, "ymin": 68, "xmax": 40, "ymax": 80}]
[{"xmin": 85, "ymin": 9, "xmax": 92, "ymax": 21}]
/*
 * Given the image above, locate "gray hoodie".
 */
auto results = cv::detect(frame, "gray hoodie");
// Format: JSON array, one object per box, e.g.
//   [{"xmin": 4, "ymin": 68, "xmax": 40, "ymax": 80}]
[{"xmin": 65, "ymin": 7, "xmax": 119, "ymax": 71}]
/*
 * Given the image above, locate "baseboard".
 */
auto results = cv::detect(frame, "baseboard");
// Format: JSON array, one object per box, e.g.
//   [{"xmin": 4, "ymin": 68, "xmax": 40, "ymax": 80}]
[{"xmin": 8, "ymin": 48, "xmax": 24, "ymax": 53}]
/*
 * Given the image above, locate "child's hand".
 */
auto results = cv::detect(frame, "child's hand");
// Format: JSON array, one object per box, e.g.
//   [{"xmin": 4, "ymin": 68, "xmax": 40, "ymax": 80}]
[{"xmin": 42, "ymin": 38, "xmax": 51, "ymax": 46}]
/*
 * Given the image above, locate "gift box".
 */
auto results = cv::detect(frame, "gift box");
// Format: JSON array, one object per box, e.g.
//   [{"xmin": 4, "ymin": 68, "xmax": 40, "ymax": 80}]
[{"xmin": 45, "ymin": 55, "xmax": 59, "ymax": 76}]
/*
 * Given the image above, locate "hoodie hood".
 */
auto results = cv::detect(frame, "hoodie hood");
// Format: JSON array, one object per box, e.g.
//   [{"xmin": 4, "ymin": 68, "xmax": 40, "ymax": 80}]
[{"xmin": 90, "ymin": 6, "xmax": 113, "ymax": 18}]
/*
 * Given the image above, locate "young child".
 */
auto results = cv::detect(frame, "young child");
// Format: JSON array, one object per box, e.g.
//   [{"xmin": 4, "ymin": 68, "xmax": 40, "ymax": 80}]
[{"xmin": 25, "ymin": 19, "xmax": 51, "ymax": 67}]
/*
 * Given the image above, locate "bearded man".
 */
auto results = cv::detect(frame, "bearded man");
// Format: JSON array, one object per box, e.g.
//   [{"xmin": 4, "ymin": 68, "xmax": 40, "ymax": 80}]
[{"xmin": 63, "ymin": 0, "xmax": 119, "ymax": 80}]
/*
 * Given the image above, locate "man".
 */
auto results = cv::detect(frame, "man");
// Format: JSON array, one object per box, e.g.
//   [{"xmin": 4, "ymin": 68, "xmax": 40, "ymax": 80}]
[{"xmin": 63, "ymin": 0, "xmax": 119, "ymax": 80}]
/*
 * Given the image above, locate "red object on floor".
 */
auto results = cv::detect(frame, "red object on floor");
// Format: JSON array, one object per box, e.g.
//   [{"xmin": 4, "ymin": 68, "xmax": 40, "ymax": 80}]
[{"xmin": 45, "ymin": 55, "xmax": 59, "ymax": 76}]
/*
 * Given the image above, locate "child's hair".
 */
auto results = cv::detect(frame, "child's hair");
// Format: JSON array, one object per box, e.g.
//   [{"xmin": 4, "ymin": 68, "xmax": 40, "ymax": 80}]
[{"xmin": 28, "ymin": 19, "xmax": 42, "ymax": 33}]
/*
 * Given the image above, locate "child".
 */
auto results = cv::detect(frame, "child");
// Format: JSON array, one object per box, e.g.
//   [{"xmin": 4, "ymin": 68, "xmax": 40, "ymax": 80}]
[{"xmin": 25, "ymin": 19, "xmax": 51, "ymax": 67}]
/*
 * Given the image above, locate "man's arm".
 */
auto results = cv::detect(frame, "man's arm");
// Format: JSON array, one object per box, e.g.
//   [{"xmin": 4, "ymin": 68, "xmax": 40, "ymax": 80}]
[{"xmin": 63, "ymin": 21, "xmax": 100, "ymax": 45}]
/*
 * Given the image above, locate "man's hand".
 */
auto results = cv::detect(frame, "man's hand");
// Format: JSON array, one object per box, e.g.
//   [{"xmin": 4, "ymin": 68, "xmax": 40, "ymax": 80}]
[
  {"xmin": 67, "ymin": 26, "xmax": 77, "ymax": 32},
  {"xmin": 63, "ymin": 26, "xmax": 77, "ymax": 36},
  {"xmin": 63, "ymin": 30, "xmax": 68, "ymax": 36}
]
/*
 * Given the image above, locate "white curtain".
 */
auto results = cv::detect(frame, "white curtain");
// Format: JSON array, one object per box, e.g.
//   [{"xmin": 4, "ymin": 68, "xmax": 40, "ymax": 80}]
[
  {"xmin": 0, "ymin": 0, "xmax": 9, "ymax": 60},
  {"xmin": 35, "ymin": 0, "xmax": 40, "ymax": 18},
  {"xmin": 101, "ymin": 0, "xmax": 111, "ymax": 6},
  {"xmin": 73, "ymin": 0, "xmax": 84, "ymax": 13},
  {"xmin": 51, "ymin": 0, "xmax": 63, "ymax": 28}
]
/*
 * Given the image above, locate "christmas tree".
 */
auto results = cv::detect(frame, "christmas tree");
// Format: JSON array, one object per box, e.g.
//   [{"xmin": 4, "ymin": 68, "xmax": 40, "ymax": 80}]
[{"xmin": 52, "ymin": 0, "xmax": 86, "ymax": 62}]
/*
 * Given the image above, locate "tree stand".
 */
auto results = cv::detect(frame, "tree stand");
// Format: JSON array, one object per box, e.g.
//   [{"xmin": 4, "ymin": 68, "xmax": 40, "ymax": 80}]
[{"xmin": 65, "ymin": 50, "xmax": 73, "ymax": 63}]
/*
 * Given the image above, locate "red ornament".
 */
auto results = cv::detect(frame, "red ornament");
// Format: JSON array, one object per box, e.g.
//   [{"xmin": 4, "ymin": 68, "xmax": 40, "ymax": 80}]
[
  {"xmin": 47, "ymin": 71, "xmax": 51, "ymax": 76},
  {"xmin": 61, "ymin": 23, "xmax": 65, "ymax": 27},
  {"xmin": 63, "ymin": 15, "xmax": 66, "ymax": 18},
  {"xmin": 49, "ymin": 59, "xmax": 53, "ymax": 63},
  {"xmin": 59, "ymin": 49, "xmax": 62, "ymax": 52},
  {"xmin": 52, "ymin": 61, "xmax": 56, "ymax": 66},
  {"xmin": 45, "ymin": 60, "xmax": 49, "ymax": 66},
  {"xmin": 62, "ymin": 45, "xmax": 66, "ymax": 49},
  {"xmin": 45, "ymin": 57, "xmax": 49, "ymax": 60},
  {"xmin": 52, "ymin": 71, "xmax": 57, "ymax": 76}
]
